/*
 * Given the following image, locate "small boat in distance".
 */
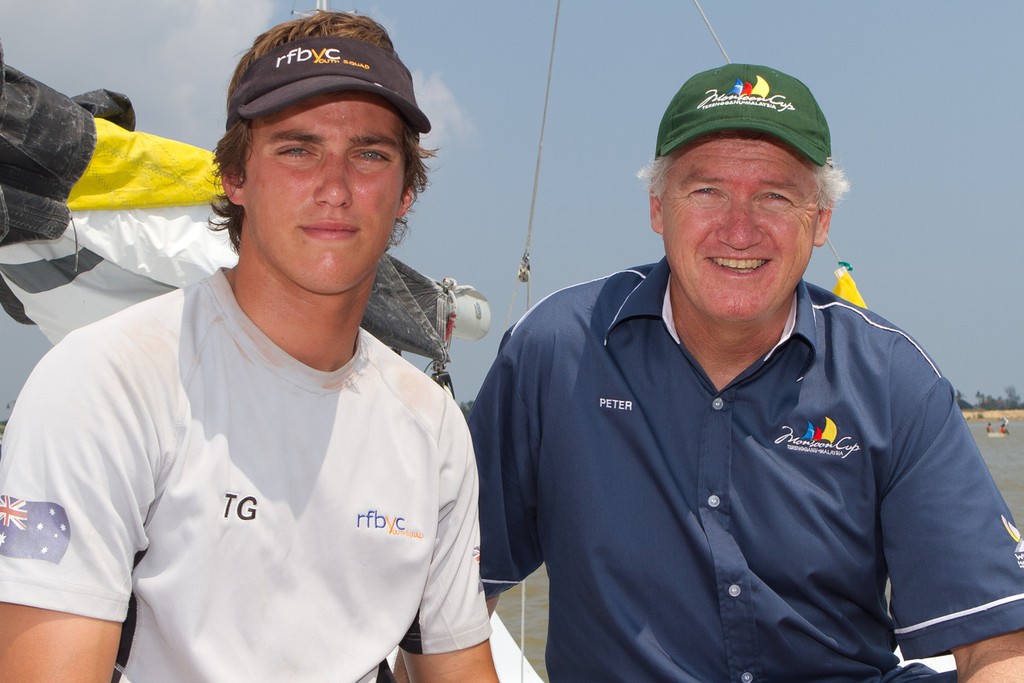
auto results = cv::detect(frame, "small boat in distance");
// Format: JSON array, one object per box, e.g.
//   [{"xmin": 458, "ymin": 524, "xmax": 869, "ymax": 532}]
[{"xmin": 986, "ymin": 419, "xmax": 1010, "ymax": 438}]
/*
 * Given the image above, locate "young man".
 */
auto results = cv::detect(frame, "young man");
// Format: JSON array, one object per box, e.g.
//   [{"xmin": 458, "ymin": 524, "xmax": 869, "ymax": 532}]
[
  {"xmin": 471, "ymin": 63, "xmax": 1024, "ymax": 681},
  {"xmin": 0, "ymin": 12, "xmax": 497, "ymax": 683}
]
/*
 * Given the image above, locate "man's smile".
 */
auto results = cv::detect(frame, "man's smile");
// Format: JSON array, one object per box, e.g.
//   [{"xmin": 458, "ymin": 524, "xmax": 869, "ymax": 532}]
[{"xmin": 712, "ymin": 257, "xmax": 767, "ymax": 273}]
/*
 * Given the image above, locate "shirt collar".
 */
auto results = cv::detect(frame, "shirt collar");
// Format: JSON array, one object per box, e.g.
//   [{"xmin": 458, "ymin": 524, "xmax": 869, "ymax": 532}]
[
  {"xmin": 659, "ymin": 286, "xmax": 799, "ymax": 357},
  {"xmin": 604, "ymin": 258, "xmax": 673, "ymax": 344}
]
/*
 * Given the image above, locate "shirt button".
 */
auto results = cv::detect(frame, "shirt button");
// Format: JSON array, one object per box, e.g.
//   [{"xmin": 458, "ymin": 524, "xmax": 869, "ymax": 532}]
[
  {"xmin": 712, "ymin": 397, "xmax": 724, "ymax": 410},
  {"xmin": 728, "ymin": 584, "xmax": 742, "ymax": 597},
  {"xmin": 707, "ymin": 495, "xmax": 721, "ymax": 508},
  {"xmin": 741, "ymin": 673, "xmax": 754, "ymax": 683}
]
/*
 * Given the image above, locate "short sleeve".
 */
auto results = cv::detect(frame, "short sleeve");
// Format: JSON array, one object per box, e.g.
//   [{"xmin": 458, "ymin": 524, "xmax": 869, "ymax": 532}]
[
  {"xmin": 882, "ymin": 351, "xmax": 1024, "ymax": 657},
  {"xmin": 409, "ymin": 395, "xmax": 492, "ymax": 653},
  {"xmin": 0, "ymin": 329, "xmax": 166, "ymax": 621},
  {"xmin": 470, "ymin": 332, "xmax": 545, "ymax": 599}
]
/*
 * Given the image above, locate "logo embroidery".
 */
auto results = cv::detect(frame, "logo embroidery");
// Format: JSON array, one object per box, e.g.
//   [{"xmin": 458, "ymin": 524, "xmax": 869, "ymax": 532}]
[
  {"xmin": 274, "ymin": 47, "xmax": 370, "ymax": 70},
  {"xmin": 774, "ymin": 416, "xmax": 862, "ymax": 459},
  {"xmin": 357, "ymin": 509, "xmax": 423, "ymax": 540},
  {"xmin": 697, "ymin": 75, "xmax": 796, "ymax": 114},
  {"xmin": 1002, "ymin": 516, "xmax": 1024, "ymax": 569}
]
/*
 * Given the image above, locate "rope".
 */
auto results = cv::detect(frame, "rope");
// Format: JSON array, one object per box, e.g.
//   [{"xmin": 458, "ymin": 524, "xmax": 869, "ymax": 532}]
[
  {"xmin": 505, "ymin": 0, "xmax": 561, "ymax": 329},
  {"xmin": 505, "ymin": 6, "xmax": 563, "ymax": 676},
  {"xmin": 692, "ymin": 0, "xmax": 731, "ymax": 63}
]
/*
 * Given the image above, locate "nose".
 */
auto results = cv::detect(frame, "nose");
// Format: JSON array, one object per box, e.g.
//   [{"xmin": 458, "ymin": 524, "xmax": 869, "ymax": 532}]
[
  {"xmin": 718, "ymin": 199, "xmax": 763, "ymax": 249},
  {"xmin": 315, "ymin": 154, "xmax": 352, "ymax": 208}
]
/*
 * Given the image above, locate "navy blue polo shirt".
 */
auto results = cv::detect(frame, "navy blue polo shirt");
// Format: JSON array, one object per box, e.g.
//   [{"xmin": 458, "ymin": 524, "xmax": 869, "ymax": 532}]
[{"xmin": 470, "ymin": 258, "xmax": 1024, "ymax": 682}]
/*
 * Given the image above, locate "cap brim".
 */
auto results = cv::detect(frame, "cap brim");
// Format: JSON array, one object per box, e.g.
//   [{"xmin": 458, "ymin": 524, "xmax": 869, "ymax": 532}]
[
  {"xmin": 659, "ymin": 119, "xmax": 828, "ymax": 166},
  {"xmin": 235, "ymin": 75, "xmax": 431, "ymax": 134}
]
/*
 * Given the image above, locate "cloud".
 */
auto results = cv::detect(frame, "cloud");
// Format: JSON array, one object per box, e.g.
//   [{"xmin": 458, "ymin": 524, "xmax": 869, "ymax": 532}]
[
  {"xmin": 143, "ymin": 0, "xmax": 277, "ymax": 148},
  {"xmin": 413, "ymin": 71, "xmax": 475, "ymax": 149}
]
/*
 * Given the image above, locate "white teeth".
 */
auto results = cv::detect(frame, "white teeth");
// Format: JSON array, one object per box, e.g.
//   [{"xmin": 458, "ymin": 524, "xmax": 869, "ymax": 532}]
[{"xmin": 713, "ymin": 258, "xmax": 766, "ymax": 272}]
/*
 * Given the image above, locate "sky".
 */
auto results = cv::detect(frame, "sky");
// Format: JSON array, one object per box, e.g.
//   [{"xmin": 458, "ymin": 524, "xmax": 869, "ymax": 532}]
[{"xmin": 2, "ymin": 0, "xmax": 1023, "ymax": 418}]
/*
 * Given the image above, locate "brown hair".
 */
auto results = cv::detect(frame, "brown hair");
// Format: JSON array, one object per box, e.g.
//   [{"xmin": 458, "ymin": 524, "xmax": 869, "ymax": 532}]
[{"xmin": 210, "ymin": 11, "xmax": 434, "ymax": 251}]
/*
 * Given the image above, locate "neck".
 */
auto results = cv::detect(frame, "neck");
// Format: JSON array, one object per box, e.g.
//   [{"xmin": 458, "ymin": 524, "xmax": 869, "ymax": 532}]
[
  {"xmin": 671, "ymin": 303, "xmax": 790, "ymax": 391},
  {"xmin": 224, "ymin": 267, "xmax": 368, "ymax": 372},
  {"xmin": 680, "ymin": 322, "xmax": 780, "ymax": 391}
]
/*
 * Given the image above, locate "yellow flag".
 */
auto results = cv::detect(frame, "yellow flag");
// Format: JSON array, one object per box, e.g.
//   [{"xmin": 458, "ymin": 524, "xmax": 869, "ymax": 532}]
[
  {"xmin": 833, "ymin": 266, "xmax": 867, "ymax": 308},
  {"xmin": 68, "ymin": 118, "xmax": 218, "ymax": 210}
]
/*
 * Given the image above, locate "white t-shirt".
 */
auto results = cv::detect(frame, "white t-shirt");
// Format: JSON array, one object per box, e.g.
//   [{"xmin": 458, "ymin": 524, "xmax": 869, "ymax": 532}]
[{"xmin": 0, "ymin": 270, "xmax": 490, "ymax": 682}]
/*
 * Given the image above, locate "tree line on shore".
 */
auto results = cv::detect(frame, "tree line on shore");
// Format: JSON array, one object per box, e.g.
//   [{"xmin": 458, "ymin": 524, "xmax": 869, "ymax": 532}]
[{"xmin": 958, "ymin": 386, "xmax": 1022, "ymax": 410}]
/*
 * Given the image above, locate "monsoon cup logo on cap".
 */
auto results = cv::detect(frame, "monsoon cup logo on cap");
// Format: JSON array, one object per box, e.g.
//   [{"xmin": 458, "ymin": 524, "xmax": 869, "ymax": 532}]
[
  {"xmin": 775, "ymin": 416, "xmax": 862, "ymax": 459},
  {"xmin": 697, "ymin": 74, "xmax": 796, "ymax": 114},
  {"xmin": 656, "ymin": 64, "xmax": 831, "ymax": 165}
]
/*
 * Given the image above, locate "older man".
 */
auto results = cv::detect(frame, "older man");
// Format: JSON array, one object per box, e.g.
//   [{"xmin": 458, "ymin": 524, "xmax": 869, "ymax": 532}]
[
  {"xmin": 0, "ymin": 12, "xmax": 496, "ymax": 682},
  {"xmin": 471, "ymin": 63, "xmax": 1024, "ymax": 681}
]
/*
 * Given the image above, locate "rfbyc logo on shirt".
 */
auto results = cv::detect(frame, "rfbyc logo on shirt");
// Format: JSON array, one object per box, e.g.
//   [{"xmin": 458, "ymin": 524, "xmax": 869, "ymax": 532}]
[
  {"xmin": 357, "ymin": 509, "xmax": 424, "ymax": 540},
  {"xmin": 774, "ymin": 416, "xmax": 862, "ymax": 459}
]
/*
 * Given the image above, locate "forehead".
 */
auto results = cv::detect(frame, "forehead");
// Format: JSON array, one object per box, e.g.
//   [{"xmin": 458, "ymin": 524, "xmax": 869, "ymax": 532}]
[
  {"xmin": 254, "ymin": 90, "xmax": 407, "ymax": 137},
  {"xmin": 671, "ymin": 133, "xmax": 816, "ymax": 179}
]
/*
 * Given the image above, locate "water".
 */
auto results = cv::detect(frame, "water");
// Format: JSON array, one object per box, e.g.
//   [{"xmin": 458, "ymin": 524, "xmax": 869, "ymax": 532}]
[{"xmin": 494, "ymin": 421, "xmax": 1024, "ymax": 681}]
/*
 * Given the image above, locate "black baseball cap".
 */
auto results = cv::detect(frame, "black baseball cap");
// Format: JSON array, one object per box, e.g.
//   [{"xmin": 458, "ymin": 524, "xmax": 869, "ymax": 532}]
[{"xmin": 226, "ymin": 36, "xmax": 430, "ymax": 133}]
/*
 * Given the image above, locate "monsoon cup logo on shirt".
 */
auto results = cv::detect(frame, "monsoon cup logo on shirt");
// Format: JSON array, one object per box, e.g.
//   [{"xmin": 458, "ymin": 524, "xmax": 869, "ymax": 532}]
[
  {"xmin": 697, "ymin": 75, "xmax": 796, "ymax": 114},
  {"xmin": 1001, "ymin": 515, "xmax": 1024, "ymax": 569},
  {"xmin": 0, "ymin": 494, "xmax": 71, "ymax": 564},
  {"xmin": 774, "ymin": 416, "xmax": 862, "ymax": 459},
  {"xmin": 356, "ymin": 509, "xmax": 424, "ymax": 540}
]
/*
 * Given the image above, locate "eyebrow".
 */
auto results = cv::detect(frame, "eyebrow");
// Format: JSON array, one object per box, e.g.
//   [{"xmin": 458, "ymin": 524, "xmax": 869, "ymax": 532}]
[
  {"xmin": 682, "ymin": 172, "xmax": 808, "ymax": 193},
  {"xmin": 350, "ymin": 133, "xmax": 402, "ymax": 150},
  {"xmin": 266, "ymin": 130, "xmax": 401, "ymax": 150}
]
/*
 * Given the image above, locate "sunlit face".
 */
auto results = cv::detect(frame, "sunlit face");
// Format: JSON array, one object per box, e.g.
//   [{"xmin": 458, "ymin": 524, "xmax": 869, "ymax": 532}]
[
  {"xmin": 650, "ymin": 135, "xmax": 831, "ymax": 335},
  {"xmin": 223, "ymin": 91, "xmax": 412, "ymax": 302}
]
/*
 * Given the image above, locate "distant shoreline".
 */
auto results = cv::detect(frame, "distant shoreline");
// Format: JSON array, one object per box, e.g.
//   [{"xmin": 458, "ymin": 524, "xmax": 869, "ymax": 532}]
[{"xmin": 962, "ymin": 409, "xmax": 1024, "ymax": 423}]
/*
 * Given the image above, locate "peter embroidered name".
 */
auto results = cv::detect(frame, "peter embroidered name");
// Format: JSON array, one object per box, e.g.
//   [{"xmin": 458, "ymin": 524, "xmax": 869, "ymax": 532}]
[{"xmin": 599, "ymin": 398, "xmax": 633, "ymax": 411}]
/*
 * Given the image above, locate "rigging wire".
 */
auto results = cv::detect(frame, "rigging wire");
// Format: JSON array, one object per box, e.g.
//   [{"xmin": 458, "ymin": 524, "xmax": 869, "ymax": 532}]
[
  {"xmin": 504, "ymin": 0, "xmax": 562, "ymax": 331},
  {"xmin": 503, "ymin": 6, "xmax": 563, "ymax": 678},
  {"xmin": 692, "ymin": 0, "xmax": 731, "ymax": 63},
  {"xmin": 826, "ymin": 237, "xmax": 850, "ymax": 271}
]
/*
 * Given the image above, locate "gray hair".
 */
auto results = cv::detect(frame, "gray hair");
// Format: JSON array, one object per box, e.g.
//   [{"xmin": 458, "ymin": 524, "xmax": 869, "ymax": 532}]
[{"xmin": 637, "ymin": 144, "xmax": 850, "ymax": 210}]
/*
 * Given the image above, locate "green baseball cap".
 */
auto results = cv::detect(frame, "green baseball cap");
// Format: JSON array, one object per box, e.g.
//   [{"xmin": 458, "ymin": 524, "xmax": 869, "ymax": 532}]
[{"xmin": 655, "ymin": 63, "xmax": 831, "ymax": 165}]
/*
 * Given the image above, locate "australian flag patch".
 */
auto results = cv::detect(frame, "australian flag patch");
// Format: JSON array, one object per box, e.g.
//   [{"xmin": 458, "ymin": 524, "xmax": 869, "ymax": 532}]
[{"xmin": 0, "ymin": 494, "xmax": 71, "ymax": 564}]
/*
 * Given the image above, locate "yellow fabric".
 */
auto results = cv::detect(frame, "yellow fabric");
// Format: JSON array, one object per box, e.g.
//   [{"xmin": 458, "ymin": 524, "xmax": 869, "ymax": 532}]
[
  {"xmin": 68, "ymin": 118, "xmax": 218, "ymax": 210},
  {"xmin": 833, "ymin": 268, "xmax": 867, "ymax": 309}
]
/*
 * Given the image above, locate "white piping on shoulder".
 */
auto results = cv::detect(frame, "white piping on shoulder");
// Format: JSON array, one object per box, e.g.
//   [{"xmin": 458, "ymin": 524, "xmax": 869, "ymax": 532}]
[
  {"xmin": 604, "ymin": 270, "xmax": 649, "ymax": 346},
  {"xmin": 812, "ymin": 301, "xmax": 942, "ymax": 378},
  {"xmin": 507, "ymin": 269, "xmax": 648, "ymax": 338}
]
